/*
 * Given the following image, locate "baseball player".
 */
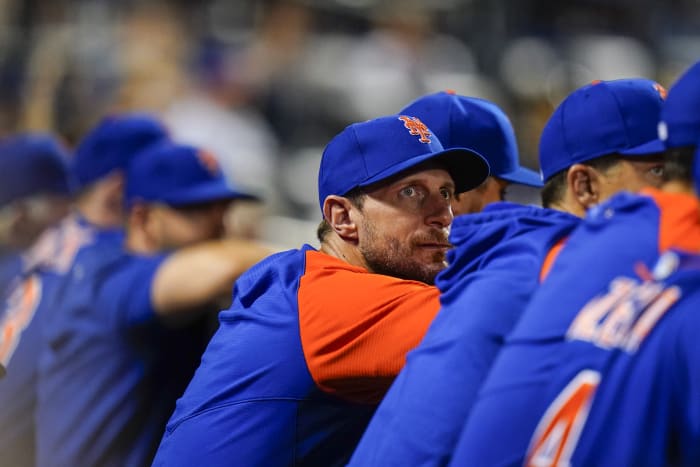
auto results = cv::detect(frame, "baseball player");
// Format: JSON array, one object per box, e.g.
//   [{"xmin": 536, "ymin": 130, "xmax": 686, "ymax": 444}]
[
  {"xmin": 35, "ymin": 140, "xmax": 273, "ymax": 467},
  {"xmin": 0, "ymin": 134, "xmax": 73, "ymax": 294},
  {"xmin": 0, "ymin": 133, "xmax": 73, "ymax": 466},
  {"xmin": 450, "ymin": 60, "xmax": 700, "ymax": 466},
  {"xmin": 150, "ymin": 114, "xmax": 489, "ymax": 467},
  {"xmin": 350, "ymin": 78, "xmax": 668, "ymax": 466},
  {"xmin": 399, "ymin": 91, "xmax": 542, "ymax": 214}
]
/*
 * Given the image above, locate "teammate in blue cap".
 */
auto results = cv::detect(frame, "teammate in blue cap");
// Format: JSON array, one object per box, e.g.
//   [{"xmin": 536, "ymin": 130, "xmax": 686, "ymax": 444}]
[
  {"xmin": 35, "ymin": 140, "xmax": 272, "ymax": 467},
  {"xmin": 0, "ymin": 133, "xmax": 73, "ymax": 294},
  {"xmin": 151, "ymin": 114, "xmax": 489, "ymax": 467},
  {"xmin": 350, "ymin": 78, "xmax": 669, "ymax": 467},
  {"xmin": 399, "ymin": 90, "xmax": 542, "ymax": 214},
  {"xmin": 0, "ymin": 133, "xmax": 72, "ymax": 465},
  {"xmin": 450, "ymin": 63, "xmax": 700, "ymax": 466}
]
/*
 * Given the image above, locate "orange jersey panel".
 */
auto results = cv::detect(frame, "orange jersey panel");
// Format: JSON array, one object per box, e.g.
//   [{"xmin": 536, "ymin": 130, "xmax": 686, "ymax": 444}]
[
  {"xmin": 641, "ymin": 188, "xmax": 700, "ymax": 253},
  {"xmin": 298, "ymin": 250, "xmax": 441, "ymax": 404}
]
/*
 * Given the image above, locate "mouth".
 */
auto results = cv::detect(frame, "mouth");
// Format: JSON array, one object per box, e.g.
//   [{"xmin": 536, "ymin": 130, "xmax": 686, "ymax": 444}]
[{"xmin": 418, "ymin": 242, "xmax": 452, "ymax": 251}]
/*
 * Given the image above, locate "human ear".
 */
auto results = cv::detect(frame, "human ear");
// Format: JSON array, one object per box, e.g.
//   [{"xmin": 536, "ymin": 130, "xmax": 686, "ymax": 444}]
[
  {"xmin": 567, "ymin": 164, "xmax": 598, "ymax": 209},
  {"xmin": 322, "ymin": 195, "xmax": 358, "ymax": 241}
]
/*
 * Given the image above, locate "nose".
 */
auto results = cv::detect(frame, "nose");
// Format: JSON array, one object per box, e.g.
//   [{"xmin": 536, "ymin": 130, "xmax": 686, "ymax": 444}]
[{"xmin": 425, "ymin": 192, "xmax": 453, "ymax": 229}]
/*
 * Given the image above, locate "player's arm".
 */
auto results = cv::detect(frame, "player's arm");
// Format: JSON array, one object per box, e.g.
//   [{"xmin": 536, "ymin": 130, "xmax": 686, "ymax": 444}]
[{"xmin": 151, "ymin": 237, "xmax": 275, "ymax": 323}]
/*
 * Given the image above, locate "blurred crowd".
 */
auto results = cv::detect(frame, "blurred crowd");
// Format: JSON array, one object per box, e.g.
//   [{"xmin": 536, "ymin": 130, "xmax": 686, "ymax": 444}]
[{"xmin": 0, "ymin": 0, "xmax": 699, "ymax": 243}]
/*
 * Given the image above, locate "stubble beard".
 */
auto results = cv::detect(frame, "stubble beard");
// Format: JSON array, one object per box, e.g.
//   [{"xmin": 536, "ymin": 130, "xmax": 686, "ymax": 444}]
[{"xmin": 360, "ymin": 233, "xmax": 447, "ymax": 286}]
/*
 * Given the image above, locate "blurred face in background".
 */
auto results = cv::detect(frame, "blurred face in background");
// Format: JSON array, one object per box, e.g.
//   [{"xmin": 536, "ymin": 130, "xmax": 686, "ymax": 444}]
[
  {"xmin": 452, "ymin": 176, "xmax": 510, "ymax": 216},
  {"xmin": 0, "ymin": 194, "xmax": 71, "ymax": 250},
  {"xmin": 144, "ymin": 200, "xmax": 230, "ymax": 251}
]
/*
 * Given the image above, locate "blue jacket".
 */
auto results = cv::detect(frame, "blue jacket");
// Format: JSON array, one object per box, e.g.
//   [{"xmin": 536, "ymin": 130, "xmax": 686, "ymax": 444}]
[
  {"xmin": 350, "ymin": 202, "xmax": 579, "ymax": 466},
  {"xmin": 451, "ymin": 190, "xmax": 700, "ymax": 466}
]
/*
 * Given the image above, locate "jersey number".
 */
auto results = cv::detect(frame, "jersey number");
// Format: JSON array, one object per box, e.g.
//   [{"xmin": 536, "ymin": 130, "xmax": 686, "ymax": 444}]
[
  {"xmin": 525, "ymin": 370, "xmax": 600, "ymax": 467},
  {"xmin": 0, "ymin": 274, "xmax": 42, "ymax": 365}
]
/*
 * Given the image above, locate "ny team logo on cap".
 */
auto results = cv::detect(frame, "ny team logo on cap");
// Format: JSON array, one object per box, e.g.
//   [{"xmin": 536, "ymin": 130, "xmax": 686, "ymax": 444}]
[
  {"xmin": 196, "ymin": 149, "xmax": 221, "ymax": 176},
  {"xmin": 398, "ymin": 116, "xmax": 432, "ymax": 143}
]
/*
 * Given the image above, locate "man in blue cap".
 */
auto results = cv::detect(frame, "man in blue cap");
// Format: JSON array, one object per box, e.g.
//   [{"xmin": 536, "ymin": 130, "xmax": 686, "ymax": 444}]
[
  {"xmin": 350, "ymin": 79, "xmax": 668, "ymax": 466},
  {"xmin": 399, "ymin": 90, "xmax": 542, "ymax": 214},
  {"xmin": 0, "ymin": 134, "xmax": 73, "ymax": 294},
  {"xmin": 0, "ymin": 133, "xmax": 72, "ymax": 464},
  {"xmin": 449, "ymin": 64, "xmax": 700, "ymax": 466},
  {"xmin": 35, "ymin": 140, "xmax": 273, "ymax": 467},
  {"xmin": 151, "ymin": 114, "xmax": 489, "ymax": 467}
]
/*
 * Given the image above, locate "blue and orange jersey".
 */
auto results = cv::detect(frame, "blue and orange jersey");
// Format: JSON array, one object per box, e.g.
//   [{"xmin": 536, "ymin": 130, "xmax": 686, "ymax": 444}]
[
  {"xmin": 349, "ymin": 202, "xmax": 579, "ymax": 466},
  {"xmin": 0, "ymin": 214, "xmax": 97, "ymax": 467},
  {"xmin": 153, "ymin": 244, "xmax": 442, "ymax": 467},
  {"xmin": 450, "ymin": 189, "xmax": 700, "ymax": 466}
]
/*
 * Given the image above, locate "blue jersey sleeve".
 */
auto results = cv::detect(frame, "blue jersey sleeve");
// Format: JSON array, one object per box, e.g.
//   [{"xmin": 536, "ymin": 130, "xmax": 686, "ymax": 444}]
[{"xmin": 99, "ymin": 254, "xmax": 168, "ymax": 328}]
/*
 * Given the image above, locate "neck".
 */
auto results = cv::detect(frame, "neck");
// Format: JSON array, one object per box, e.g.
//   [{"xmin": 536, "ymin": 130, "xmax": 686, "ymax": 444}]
[
  {"xmin": 547, "ymin": 196, "xmax": 586, "ymax": 218},
  {"xmin": 319, "ymin": 234, "xmax": 368, "ymax": 270}
]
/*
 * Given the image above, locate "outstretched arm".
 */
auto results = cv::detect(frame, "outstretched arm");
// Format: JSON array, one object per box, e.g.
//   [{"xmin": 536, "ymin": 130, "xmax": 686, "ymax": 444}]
[{"xmin": 151, "ymin": 238, "xmax": 276, "ymax": 322}]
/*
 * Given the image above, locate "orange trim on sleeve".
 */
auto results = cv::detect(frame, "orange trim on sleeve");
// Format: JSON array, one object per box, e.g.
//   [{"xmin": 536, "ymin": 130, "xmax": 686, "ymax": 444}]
[
  {"xmin": 539, "ymin": 237, "xmax": 567, "ymax": 283},
  {"xmin": 298, "ymin": 250, "xmax": 441, "ymax": 404},
  {"xmin": 641, "ymin": 188, "xmax": 700, "ymax": 253}
]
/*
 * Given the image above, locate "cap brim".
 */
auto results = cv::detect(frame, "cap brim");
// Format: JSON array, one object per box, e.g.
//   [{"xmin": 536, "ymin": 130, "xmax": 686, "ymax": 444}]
[
  {"xmin": 164, "ymin": 180, "xmax": 260, "ymax": 207},
  {"xmin": 359, "ymin": 147, "xmax": 490, "ymax": 194},
  {"xmin": 619, "ymin": 138, "xmax": 666, "ymax": 156},
  {"xmin": 497, "ymin": 166, "xmax": 543, "ymax": 187}
]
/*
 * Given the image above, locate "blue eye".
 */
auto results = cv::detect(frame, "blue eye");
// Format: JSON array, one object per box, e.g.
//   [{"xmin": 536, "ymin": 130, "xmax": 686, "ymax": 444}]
[{"xmin": 401, "ymin": 186, "xmax": 417, "ymax": 197}]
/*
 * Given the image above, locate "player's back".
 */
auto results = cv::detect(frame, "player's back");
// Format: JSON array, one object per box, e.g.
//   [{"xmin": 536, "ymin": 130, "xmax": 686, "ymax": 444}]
[
  {"xmin": 454, "ymin": 250, "xmax": 700, "ymax": 466},
  {"xmin": 35, "ymin": 218, "xmax": 126, "ymax": 467},
  {"xmin": 0, "ymin": 215, "xmax": 95, "ymax": 467},
  {"xmin": 450, "ymin": 189, "xmax": 700, "ymax": 466}
]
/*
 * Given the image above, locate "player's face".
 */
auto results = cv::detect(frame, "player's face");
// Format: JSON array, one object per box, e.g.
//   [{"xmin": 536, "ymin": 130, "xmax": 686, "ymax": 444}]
[
  {"xmin": 452, "ymin": 177, "xmax": 510, "ymax": 215},
  {"xmin": 151, "ymin": 200, "xmax": 229, "ymax": 250},
  {"xmin": 355, "ymin": 165, "xmax": 455, "ymax": 285},
  {"xmin": 597, "ymin": 156, "xmax": 666, "ymax": 202}
]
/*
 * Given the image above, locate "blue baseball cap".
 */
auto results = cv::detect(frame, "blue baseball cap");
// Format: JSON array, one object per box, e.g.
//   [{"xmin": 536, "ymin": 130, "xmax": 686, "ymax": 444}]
[
  {"xmin": 539, "ymin": 78, "xmax": 667, "ymax": 182},
  {"xmin": 318, "ymin": 114, "xmax": 490, "ymax": 212},
  {"xmin": 126, "ymin": 142, "xmax": 258, "ymax": 207},
  {"xmin": 0, "ymin": 133, "xmax": 73, "ymax": 208},
  {"xmin": 400, "ymin": 91, "xmax": 542, "ymax": 187},
  {"xmin": 72, "ymin": 113, "xmax": 169, "ymax": 189},
  {"xmin": 659, "ymin": 60, "xmax": 700, "ymax": 149}
]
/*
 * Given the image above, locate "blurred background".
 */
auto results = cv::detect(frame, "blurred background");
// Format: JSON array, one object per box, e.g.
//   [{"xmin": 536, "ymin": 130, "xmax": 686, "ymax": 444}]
[{"xmin": 1, "ymin": 0, "xmax": 698, "ymax": 246}]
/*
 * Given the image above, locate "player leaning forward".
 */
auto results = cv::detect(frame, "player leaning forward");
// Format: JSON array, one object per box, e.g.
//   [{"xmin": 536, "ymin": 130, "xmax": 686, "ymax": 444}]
[{"xmin": 151, "ymin": 114, "xmax": 490, "ymax": 466}]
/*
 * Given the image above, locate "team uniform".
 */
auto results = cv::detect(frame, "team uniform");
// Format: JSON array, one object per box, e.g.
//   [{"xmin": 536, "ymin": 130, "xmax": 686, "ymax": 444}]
[
  {"xmin": 348, "ymin": 203, "xmax": 578, "ymax": 466},
  {"xmin": 0, "ymin": 215, "xmax": 93, "ymax": 467},
  {"xmin": 36, "ymin": 219, "xmax": 210, "ymax": 467},
  {"xmin": 0, "ymin": 271, "xmax": 49, "ymax": 467},
  {"xmin": 152, "ymin": 245, "xmax": 444, "ymax": 467},
  {"xmin": 450, "ymin": 188, "xmax": 700, "ymax": 466},
  {"xmin": 0, "ymin": 253, "xmax": 22, "ymax": 295}
]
